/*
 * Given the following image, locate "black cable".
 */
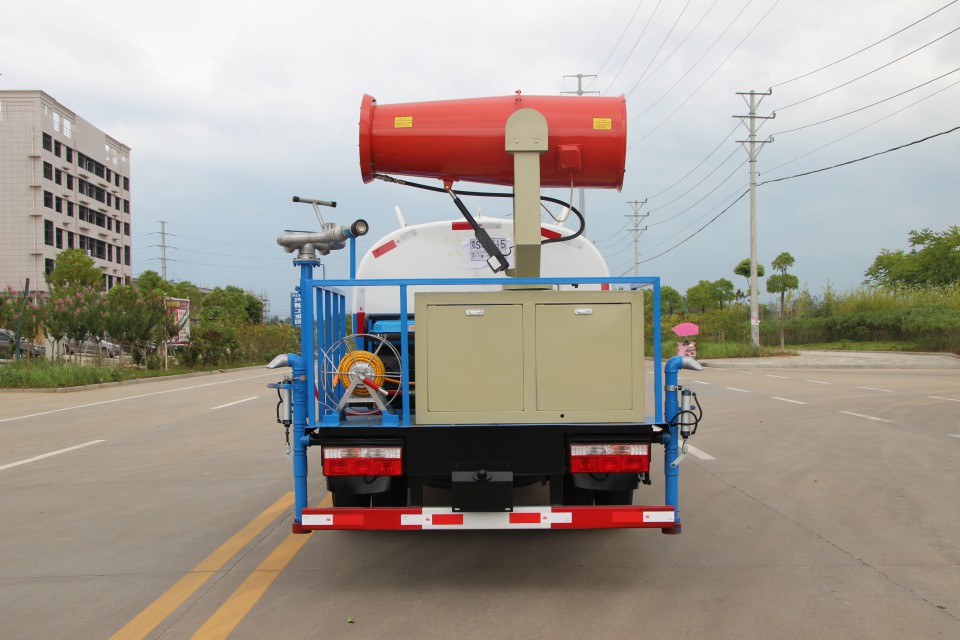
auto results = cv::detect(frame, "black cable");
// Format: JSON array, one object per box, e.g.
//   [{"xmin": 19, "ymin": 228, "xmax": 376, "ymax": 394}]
[
  {"xmin": 774, "ymin": 26, "xmax": 960, "ymax": 112},
  {"xmin": 373, "ymin": 174, "xmax": 586, "ymax": 245},
  {"xmin": 772, "ymin": 67, "xmax": 960, "ymax": 136},
  {"xmin": 759, "ymin": 124, "xmax": 960, "ymax": 186},
  {"xmin": 771, "ymin": 0, "xmax": 959, "ymax": 89},
  {"xmin": 622, "ymin": 0, "xmax": 693, "ymax": 99},
  {"xmin": 603, "ymin": 0, "xmax": 665, "ymax": 95}
]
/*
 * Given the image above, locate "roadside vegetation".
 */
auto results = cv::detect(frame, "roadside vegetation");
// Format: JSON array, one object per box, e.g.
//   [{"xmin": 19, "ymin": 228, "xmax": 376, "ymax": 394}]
[
  {"xmin": 648, "ymin": 226, "xmax": 960, "ymax": 357},
  {"xmin": 1, "ymin": 250, "xmax": 297, "ymax": 388}
]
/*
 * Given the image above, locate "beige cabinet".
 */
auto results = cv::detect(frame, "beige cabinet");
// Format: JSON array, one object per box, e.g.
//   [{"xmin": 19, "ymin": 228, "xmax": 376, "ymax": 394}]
[{"xmin": 415, "ymin": 289, "xmax": 644, "ymax": 424}]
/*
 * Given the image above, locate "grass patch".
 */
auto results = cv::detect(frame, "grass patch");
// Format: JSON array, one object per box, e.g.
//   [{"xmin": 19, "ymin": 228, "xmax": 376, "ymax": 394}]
[{"xmin": 0, "ymin": 359, "xmax": 261, "ymax": 389}]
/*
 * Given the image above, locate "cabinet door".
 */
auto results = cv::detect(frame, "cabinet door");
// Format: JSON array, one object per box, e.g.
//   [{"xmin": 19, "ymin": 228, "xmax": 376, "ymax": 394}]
[
  {"xmin": 535, "ymin": 303, "xmax": 634, "ymax": 411},
  {"xmin": 425, "ymin": 304, "xmax": 524, "ymax": 412}
]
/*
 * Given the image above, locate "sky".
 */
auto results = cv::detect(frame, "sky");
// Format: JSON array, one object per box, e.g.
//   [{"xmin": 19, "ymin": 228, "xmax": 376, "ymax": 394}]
[{"xmin": 3, "ymin": 0, "xmax": 958, "ymax": 317}]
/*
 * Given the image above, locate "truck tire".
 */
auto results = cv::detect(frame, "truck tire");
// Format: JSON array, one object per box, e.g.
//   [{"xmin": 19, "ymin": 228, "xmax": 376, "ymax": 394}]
[
  {"xmin": 562, "ymin": 475, "xmax": 595, "ymax": 506},
  {"xmin": 372, "ymin": 478, "xmax": 407, "ymax": 507}
]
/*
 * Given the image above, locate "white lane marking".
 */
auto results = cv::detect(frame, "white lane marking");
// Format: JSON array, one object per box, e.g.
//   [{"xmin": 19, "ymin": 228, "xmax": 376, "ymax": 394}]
[
  {"xmin": 0, "ymin": 373, "xmax": 277, "ymax": 423},
  {"xmin": 737, "ymin": 371, "xmax": 755, "ymax": 375},
  {"xmin": 858, "ymin": 386, "xmax": 893, "ymax": 393},
  {"xmin": 211, "ymin": 396, "xmax": 261, "ymax": 410},
  {"xmin": 950, "ymin": 434, "xmax": 960, "ymax": 439},
  {"xmin": 726, "ymin": 387, "xmax": 750, "ymax": 393},
  {"xmin": 839, "ymin": 410, "xmax": 894, "ymax": 423},
  {"xmin": 928, "ymin": 396, "xmax": 960, "ymax": 402},
  {"xmin": 692, "ymin": 380, "xmax": 711, "ymax": 385},
  {"xmin": 766, "ymin": 374, "xmax": 789, "ymax": 379},
  {"xmin": 771, "ymin": 396, "xmax": 807, "ymax": 405},
  {"xmin": 686, "ymin": 445, "xmax": 716, "ymax": 461},
  {"xmin": 0, "ymin": 440, "xmax": 105, "ymax": 472},
  {"xmin": 806, "ymin": 379, "xmax": 831, "ymax": 385}
]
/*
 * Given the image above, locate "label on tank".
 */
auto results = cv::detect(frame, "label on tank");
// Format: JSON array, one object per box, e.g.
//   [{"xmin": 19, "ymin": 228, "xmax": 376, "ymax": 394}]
[
  {"xmin": 593, "ymin": 117, "xmax": 613, "ymax": 130},
  {"xmin": 394, "ymin": 116, "xmax": 413, "ymax": 128}
]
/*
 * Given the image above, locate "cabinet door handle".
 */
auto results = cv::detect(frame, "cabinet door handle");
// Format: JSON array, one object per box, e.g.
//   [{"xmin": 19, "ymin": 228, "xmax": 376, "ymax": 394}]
[
  {"xmin": 465, "ymin": 309, "xmax": 485, "ymax": 316},
  {"xmin": 574, "ymin": 308, "xmax": 593, "ymax": 315}
]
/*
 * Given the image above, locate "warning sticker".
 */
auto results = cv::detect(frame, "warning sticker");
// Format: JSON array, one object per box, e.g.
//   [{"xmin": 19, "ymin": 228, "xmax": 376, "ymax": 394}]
[
  {"xmin": 394, "ymin": 116, "xmax": 413, "ymax": 128},
  {"xmin": 593, "ymin": 117, "xmax": 613, "ymax": 130}
]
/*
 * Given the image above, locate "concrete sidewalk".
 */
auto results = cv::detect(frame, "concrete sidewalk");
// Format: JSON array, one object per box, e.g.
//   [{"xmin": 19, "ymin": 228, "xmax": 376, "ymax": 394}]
[{"xmin": 701, "ymin": 349, "xmax": 960, "ymax": 369}]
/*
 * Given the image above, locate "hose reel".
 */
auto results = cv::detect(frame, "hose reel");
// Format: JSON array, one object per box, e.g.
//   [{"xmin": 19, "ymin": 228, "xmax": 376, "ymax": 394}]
[{"xmin": 321, "ymin": 334, "xmax": 403, "ymax": 415}]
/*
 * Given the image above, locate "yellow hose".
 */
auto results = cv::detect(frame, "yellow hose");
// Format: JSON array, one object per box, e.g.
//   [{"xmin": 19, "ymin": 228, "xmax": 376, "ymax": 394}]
[{"xmin": 334, "ymin": 350, "xmax": 386, "ymax": 397}]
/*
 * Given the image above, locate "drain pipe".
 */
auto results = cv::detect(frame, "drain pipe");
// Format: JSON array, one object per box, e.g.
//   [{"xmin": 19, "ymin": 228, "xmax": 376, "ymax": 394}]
[{"xmin": 662, "ymin": 355, "xmax": 703, "ymax": 534}]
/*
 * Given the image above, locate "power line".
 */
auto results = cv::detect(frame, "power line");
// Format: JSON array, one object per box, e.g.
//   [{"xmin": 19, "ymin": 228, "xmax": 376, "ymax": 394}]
[
  {"xmin": 758, "ymin": 124, "xmax": 960, "ymax": 186},
  {"xmin": 644, "ymin": 123, "xmax": 740, "ymax": 200},
  {"xmin": 623, "ymin": 0, "xmax": 694, "ymax": 99},
  {"xmin": 771, "ymin": 0, "xmax": 959, "ymax": 88},
  {"xmin": 595, "ymin": 1, "xmax": 648, "ymax": 79},
  {"xmin": 772, "ymin": 66, "xmax": 960, "ymax": 135},
  {"xmin": 624, "ymin": 0, "xmax": 721, "ymax": 98},
  {"xmin": 574, "ymin": 0, "xmax": 624, "ymax": 71},
  {"xmin": 630, "ymin": 0, "xmax": 782, "ymax": 144},
  {"xmin": 647, "ymin": 149, "xmax": 742, "ymax": 219},
  {"xmin": 633, "ymin": 124, "xmax": 960, "ymax": 265},
  {"xmin": 603, "ymin": 0, "xmax": 665, "ymax": 95},
  {"xmin": 774, "ymin": 25, "xmax": 960, "ymax": 112},
  {"xmin": 763, "ymin": 77, "xmax": 960, "ymax": 176}
]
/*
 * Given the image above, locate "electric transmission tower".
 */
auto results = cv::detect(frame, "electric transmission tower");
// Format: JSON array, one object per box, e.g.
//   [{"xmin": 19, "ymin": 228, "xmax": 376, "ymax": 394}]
[
  {"xmin": 625, "ymin": 200, "xmax": 648, "ymax": 277},
  {"xmin": 733, "ymin": 89, "xmax": 774, "ymax": 349}
]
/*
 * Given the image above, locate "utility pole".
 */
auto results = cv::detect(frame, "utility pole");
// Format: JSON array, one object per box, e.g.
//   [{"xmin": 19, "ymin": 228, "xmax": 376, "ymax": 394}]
[
  {"xmin": 734, "ymin": 90, "xmax": 774, "ymax": 349},
  {"xmin": 625, "ymin": 200, "xmax": 648, "ymax": 277},
  {"xmin": 159, "ymin": 220, "xmax": 168, "ymax": 280},
  {"xmin": 562, "ymin": 74, "xmax": 600, "ymax": 218}
]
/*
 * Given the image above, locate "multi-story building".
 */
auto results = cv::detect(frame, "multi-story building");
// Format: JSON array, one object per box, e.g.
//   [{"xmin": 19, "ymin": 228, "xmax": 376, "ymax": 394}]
[{"xmin": 0, "ymin": 90, "xmax": 132, "ymax": 295}]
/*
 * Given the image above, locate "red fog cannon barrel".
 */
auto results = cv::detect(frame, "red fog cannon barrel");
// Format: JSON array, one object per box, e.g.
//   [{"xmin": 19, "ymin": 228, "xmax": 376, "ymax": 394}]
[{"xmin": 359, "ymin": 93, "xmax": 627, "ymax": 190}]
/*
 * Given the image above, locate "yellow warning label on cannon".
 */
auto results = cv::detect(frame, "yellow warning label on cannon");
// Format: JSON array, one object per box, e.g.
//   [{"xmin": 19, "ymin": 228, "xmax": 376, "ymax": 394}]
[
  {"xmin": 394, "ymin": 116, "xmax": 414, "ymax": 128},
  {"xmin": 593, "ymin": 117, "xmax": 613, "ymax": 130}
]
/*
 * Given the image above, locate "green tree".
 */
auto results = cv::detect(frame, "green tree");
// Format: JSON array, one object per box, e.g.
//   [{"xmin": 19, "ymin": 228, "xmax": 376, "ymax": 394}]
[
  {"xmin": 714, "ymin": 278, "xmax": 735, "ymax": 311},
  {"xmin": 135, "ymin": 270, "xmax": 174, "ymax": 295},
  {"xmin": 660, "ymin": 285, "xmax": 683, "ymax": 315},
  {"xmin": 201, "ymin": 286, "xmax": 263, "ymax": 326},
  {"xmin": 766, "ymin": 252, "xmax": 800, "ymax": 351},
  {"xmin": 685, "ymin": 280, "xmax": 714, "ymax": 312},
  {"xmin": 46, "ymin": 249, "xmax": 102, "ymax": 293},
  {"xmin": 864, "ymin": 226, "xmax": 960, "ymax": 288},
  {"xmin": 733, "ymin": 258, "xmax": 764, "ymax": 303}
]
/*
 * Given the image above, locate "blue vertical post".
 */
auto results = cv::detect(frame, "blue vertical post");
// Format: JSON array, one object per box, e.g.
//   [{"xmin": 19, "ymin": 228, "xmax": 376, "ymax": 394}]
[
  {"xmin": 399, "ymin": 285, "xmax": 411, "ymax": 426},
  {"xmin": 653, "ymin": 278, "xmax": 663, "ymax": 422},
  {"xmin": 662, "ymin": 355, "xmax": 683, "ymax": 535},
  {"xmin": 300, "ymin": 262, "xmax": 316, "ymax": 427}
]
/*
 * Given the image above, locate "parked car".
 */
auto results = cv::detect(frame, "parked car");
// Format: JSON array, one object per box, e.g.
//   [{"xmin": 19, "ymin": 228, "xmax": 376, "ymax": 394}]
[
  {"xmin": 67, "ymin": 337, "xmax": 121, "ymax": 358},
  {"xmin": 0, "ymin": 329, "xmax": 42, "ymax": 358}
]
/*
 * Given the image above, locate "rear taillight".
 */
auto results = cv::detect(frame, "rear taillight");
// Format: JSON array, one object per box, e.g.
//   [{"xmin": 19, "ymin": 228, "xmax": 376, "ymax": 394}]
[
  {"xmin": 569, "ymin": 443, "xmax": 650, "ymax": 473},
  {"xmin": 322, "ymin": 446, "xmax": 403, "ymax": 476}
]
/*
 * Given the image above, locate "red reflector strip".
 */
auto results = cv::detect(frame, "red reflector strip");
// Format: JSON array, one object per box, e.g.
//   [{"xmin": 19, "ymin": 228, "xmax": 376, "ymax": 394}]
[
  {"xmin": 451, "ymin": 221, "xmax": 472, "ymax": 230},
  {"xmin": 372, "ymin": 240, "xmax": 397, "ymax": 258},
  {"xmin": 509, "ymin": 512, "xmax": 542, "ymax": 524},
  {"xmin": 540, "ymin": 227, "xmax": 562, "ymax": 239},
  {"xmin": 300, "ymin": 506, "xmax": 675, "ymax": 530},
  {"xmin": 601, "ymin": 283, "xmax": 610, "ymax": 291},
  {"xmin": 431, "ymin": 513, "xmax": 464, "ymax": 526}
]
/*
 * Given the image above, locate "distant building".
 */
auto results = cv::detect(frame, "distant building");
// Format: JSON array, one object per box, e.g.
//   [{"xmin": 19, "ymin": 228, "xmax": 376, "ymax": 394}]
[{"xmin": 0, "ymin": 90, "xmax": 132, "ymax": 295}]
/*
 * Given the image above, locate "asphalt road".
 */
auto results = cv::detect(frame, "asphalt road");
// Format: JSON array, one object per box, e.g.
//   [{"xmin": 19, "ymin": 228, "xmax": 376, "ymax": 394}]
[{"xmin": 1, "ymin": 361, "xmax": 958, "ymax": 639}]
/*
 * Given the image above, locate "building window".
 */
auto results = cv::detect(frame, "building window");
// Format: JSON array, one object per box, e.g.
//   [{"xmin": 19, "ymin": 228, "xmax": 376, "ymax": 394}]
[
  {"xmin": 53, "ymin": 112, "xmax": 61, "ymax": 132},
  {"xmin": 123, "ymin": 222, "xmax": 130, "ymax": 236},
  {"xmin": 44, "ymin": 191, "xmax": 53, "ymax": 208},
  {"xmin": 56, "ymin": 227, "xmax": 63, "ymax": 249},
  {"xmin": 67, "ymin": 231, "xmax": 74, "ymax": 249},
  {"xmin": 124, "ymin": 246, "xmax": 130, "ymax": 266},
  {"xmin": 114, "ymin": 198, "xmax": 120, "ymax": 211},
  {"xmin": 114, "ymin": 173, "xmax": 120, "ymax": 187},
  {"xmin": 123, "ymin": 199, "xmax": 129, "ymax": 213},
  {"xmin": 66, "ymin": 174, "xmax": 74, "ymax": 190},
  {"xmin": 63, "ymin": 120, "xmax": 72, "ymax": 139},
  {"xmin": 45, "ymin": 259, "xmax": 55, "ymax": 275},
  {"xmin": 123, "ymin": 176, "xmax": 129, "ymax": 191},
  {"xmin": 65, "ymin": 147, "xmax": 73, "ymax": 162},
  {"xmin": 55, "ymin": 196, "xmax": 63, "ymax": 213},
  {"xmin": 107, "ymin": 218, "xmax": 113, "ymax": 231},
  {"xmin": 42, "ymin": 133, "xmax": 52, "ymax": 151},
  {"xmin": 43, "ymin": 162, "xmax": 53, "ymax": 180},
  {"xmin": 55, "ymin": 169, "xmax": 62, "ymax": 185},
  {"xmin": 107, "ymin": 244, "xmax": 113, "ymax": 262},
  {"xmin": 44, "ymin": 220, "xmax": 54, "ymax": 246},
  {"xmin": 54, "ymin": 140, "xmax": 62, "ymax": 157},
  {"xmin": 116, "ymin": 247, "xmax": 122, "ymax": 264},
  {"xmin": 66, "ymin": 201, "xmax": 74, "ymax": 217}
]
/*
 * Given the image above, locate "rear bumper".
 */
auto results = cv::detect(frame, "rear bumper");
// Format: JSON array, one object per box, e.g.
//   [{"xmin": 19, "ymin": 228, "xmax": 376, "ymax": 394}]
[{"xmin": 301, "ymin": 505, "xmax": 675, "ymax": 530}]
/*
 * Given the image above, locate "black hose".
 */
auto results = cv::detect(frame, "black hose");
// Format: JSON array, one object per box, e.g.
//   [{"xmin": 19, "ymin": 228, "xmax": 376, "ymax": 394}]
[{"xmin": 373, "ymin": 174, "xmax": 585, "ymax": 245}]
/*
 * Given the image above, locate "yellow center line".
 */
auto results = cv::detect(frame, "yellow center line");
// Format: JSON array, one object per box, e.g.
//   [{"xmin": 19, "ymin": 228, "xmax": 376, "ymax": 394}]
[
  {"xmin": 109, "ymin": 492, "xmax": 295, "ymax": 640},
  {"xmin": 191, "ymin": 493, "xmax": 333, "ymax": 640}
]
